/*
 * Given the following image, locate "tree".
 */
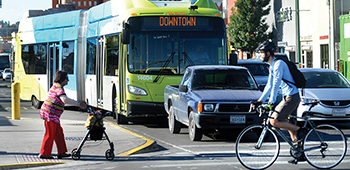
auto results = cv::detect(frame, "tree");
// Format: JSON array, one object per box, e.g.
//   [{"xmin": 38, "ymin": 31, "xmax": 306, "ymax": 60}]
[{"xmin": 227, "ymin": 0, "xmax": 273, "ymax": 57}]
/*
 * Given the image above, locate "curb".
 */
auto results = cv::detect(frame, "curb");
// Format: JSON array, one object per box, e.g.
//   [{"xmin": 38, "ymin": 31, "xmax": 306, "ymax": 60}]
[
  {"xmin": 0, "ymin": 117, "xmax": 158, "ymax": 169},
  {"xmin": 105, "ymin": 121, "xmax": 159, "ymax": 156},
  {"xmin": 0, "ymin": 162, "xmax": 66, "ymax": 170}
]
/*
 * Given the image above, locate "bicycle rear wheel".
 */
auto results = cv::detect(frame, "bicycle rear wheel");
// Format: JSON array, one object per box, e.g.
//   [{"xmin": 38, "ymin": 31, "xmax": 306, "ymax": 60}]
[
  {"xmin": 236, "ymin": 124, "xmax": 279, "ymax": 170},
  {"xmin": 303, "ymin": 124, "xmax": 347, "ymax": 169}
]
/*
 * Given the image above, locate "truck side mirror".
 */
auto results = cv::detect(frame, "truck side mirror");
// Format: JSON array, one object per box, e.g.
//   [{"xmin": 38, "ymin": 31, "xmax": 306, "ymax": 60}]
[
  {"xmin": 258, "ymin": 85, "xmax": 265, "ymax": 92},
  {"xmin": 229, "ymin": 53, "xmax": 237, "ymax": 65},
  {"xmin": 179, "ymin": 85, "xmax": 188, "ymax": 92}
]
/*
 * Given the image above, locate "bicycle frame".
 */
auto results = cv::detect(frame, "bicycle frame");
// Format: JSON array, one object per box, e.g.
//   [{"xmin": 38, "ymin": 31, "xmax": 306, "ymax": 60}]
[{"xmin": 255, "ymin": 104, "xmax": 327, "ymax": 153}]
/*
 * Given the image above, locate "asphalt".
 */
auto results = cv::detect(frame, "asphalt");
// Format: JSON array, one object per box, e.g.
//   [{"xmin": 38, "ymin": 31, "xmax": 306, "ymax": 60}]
[{"xmin": 0, "ymin": 105, "xmax": 158, "ymax": 170}]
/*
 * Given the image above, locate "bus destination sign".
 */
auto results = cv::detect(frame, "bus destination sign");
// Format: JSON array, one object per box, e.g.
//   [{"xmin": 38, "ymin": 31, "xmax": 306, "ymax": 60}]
[{"xmin": 159, "ymin": 17, "xmax": 196, "ymax": 27}]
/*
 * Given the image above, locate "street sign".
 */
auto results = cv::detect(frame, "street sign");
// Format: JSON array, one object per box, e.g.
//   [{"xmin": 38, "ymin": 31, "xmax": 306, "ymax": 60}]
[{"xmin": 276, "ymin": 7, "xmax": 292, "ymax": 22}]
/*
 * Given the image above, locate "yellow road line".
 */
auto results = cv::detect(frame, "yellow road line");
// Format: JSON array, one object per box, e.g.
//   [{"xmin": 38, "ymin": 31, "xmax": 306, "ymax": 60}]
[
  {"xmin": 105, "ymin": 121, "xmax": 158, "ymax": 156},
  {"xmin": 0, "ymin": 162, "xmax": 66, "ymax": 170},
  {"xmin": 3, "ymin": 116, "xmax": 158, "ymax": 156}
]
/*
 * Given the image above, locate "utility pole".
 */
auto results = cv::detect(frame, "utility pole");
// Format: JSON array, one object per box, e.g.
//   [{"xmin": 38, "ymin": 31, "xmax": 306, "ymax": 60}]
[{"xmin": 295, "ymin": 0, "xmax": 301, "ymax": 64}]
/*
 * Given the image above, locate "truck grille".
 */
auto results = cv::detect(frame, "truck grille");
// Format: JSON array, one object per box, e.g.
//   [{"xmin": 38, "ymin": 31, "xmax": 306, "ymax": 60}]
[
  {"xmin": 320, "ymin": 100, "xmax": 350, "ymax": 107},
  {"xmin": 218, "ymin": 104, "xmax": 250, "ymax": 112}
]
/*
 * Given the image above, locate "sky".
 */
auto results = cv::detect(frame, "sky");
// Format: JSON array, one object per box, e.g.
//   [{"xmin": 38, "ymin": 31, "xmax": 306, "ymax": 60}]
[{"xmin": 0, "ymin": 0, "xmax": 51, "ymax": 24}]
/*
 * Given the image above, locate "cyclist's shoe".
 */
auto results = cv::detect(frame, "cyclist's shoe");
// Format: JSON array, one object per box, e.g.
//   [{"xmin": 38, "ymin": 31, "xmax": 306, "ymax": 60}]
[{"xmin": 297, "ymin": 127, "xmax": 308, "ymax": 142}]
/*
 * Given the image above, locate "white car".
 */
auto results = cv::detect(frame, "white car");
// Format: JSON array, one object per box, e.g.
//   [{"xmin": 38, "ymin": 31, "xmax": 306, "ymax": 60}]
[
  {"xmin": 297, "ymin": 68, "xmax": 350, "ymax": 123},
  {"xmin": 2, "ymin": 68, "xmax": 11, "ymax": 81}
]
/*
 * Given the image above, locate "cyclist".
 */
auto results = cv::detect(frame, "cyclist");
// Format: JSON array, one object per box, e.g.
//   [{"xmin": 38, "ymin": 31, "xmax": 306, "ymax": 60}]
[{"xmin": 255, "ymin": 41, "xmax": 308, "ymax": 163}]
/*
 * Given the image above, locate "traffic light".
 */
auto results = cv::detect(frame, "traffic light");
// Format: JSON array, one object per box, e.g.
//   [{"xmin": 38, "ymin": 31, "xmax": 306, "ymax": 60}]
[{"xmin": 0, "ymin": 0, "xmax": 2, "ymax": 8}]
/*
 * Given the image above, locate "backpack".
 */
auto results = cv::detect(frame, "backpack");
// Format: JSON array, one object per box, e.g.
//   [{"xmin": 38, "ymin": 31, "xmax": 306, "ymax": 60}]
[{"xmin": 274, "ymin": 56, "xmax": 306, "ymax": 88}]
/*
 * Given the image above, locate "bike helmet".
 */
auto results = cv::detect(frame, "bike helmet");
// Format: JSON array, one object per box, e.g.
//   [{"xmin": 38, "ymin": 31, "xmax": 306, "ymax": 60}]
[{"xmin": 256, "ymin": 41, "xmax": 276, "ymax": 52}]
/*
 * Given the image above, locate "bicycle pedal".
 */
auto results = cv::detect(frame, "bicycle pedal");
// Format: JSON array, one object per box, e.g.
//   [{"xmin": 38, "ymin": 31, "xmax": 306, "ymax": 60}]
[{"xmin": 288, "ymin": 159, "xmax": 298, "ymax": 165}]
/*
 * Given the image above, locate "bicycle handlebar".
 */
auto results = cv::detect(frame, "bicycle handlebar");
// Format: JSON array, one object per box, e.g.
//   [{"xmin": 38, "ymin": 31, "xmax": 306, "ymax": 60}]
[{"xmin": 250, "ymin": 100, "xmax": 319, "ymax": 120}]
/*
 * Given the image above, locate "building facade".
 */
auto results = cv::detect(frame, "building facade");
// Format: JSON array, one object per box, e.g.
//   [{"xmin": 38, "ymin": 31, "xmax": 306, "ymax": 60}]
[{"xmin": 52, "ymin": 0, "xmax": 107, "ymax": 9}]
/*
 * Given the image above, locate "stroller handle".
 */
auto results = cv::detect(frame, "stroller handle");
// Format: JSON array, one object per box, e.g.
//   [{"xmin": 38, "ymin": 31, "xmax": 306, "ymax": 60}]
[{"xmin": 86, "ymin": 105, "xmax": 112, "ymax": 118}]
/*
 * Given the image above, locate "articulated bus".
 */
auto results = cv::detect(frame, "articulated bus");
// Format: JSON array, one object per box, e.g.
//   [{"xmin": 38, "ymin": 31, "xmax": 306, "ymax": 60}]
[{"xmin": 14, "ymin": 0, "xmax": 228, "ymax": 123}]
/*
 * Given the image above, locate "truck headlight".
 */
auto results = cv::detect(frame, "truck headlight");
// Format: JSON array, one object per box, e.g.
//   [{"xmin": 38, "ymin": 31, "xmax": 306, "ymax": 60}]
[
  {"xmin": 128, "ymin": 85, "xmax": 148, "ymax": 96},
  {"xmin": 203, "ymin": 104, "xmax": 214, "ymax": 112}
]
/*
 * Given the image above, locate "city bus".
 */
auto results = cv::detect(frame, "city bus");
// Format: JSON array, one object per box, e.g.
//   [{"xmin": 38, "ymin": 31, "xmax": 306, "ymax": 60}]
[{"xmin": 14, "ymin": 0, "xmax": 228, "ymax": 124}]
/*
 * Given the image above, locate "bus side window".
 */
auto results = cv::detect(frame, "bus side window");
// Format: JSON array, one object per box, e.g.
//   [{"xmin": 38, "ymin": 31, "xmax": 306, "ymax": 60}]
[
  {"xmin": 87, "ymin": 38, "xmax": 96, "ymax": 75},
  {"xmin": 105, "ymin": 35, "xmax": 119, "ymax": 76},
  {"xmin": 62, "ymin": 41, "xmax": 75, "ymax": 74}
]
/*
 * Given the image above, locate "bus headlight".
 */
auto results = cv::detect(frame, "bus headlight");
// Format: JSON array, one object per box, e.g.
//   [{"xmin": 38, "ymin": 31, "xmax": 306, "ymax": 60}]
[
  {"xmin": 128, "ymin": 85, "xmax": 148, "ymax": 96},
  {"xmin": 203, "ymin": 104, "xmax": 214, "ymax": 112}
]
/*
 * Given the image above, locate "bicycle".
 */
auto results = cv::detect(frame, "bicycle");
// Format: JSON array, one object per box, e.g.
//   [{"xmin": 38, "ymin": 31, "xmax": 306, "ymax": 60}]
[{"xmin": 235, "ymin": 101, "xmax": 347, "ymax": 170}]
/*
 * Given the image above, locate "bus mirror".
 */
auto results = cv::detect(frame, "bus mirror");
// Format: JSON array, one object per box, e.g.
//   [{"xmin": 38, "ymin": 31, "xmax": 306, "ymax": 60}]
[
  {"xmin": 229, "ymin": 53, "xmax": 237, "ymax": 65},
  {"xmin": 121, "ymin": 28, "xmax": 130, "ymax": 44}
]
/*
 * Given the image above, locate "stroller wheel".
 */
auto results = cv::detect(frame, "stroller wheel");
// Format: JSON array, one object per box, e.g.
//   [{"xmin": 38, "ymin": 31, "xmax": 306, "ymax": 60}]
[
  {"xmin": 71, "ymin": 148, "xmax": 81, "ymax": 160},
  {"xmin": 105, "ymin": 149, "xmax": 114, "ymax": 160}
]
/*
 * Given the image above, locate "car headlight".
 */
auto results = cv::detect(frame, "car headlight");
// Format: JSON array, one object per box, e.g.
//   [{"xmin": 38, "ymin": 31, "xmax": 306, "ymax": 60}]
[
  {"xmin": 301, "ymin": 97, "xmax": 318, "ymax": 104},
  {"xmin": 128, "ymin": 85, "xmax": 148, "ymax": 96},
  {"xmin": 203, "ymin": 104, "xmax": 215, "ymax": 112}
]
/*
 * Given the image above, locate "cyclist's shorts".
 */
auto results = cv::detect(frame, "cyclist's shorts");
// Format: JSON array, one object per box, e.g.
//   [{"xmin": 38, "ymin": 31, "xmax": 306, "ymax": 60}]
[{"xmin": 272, "ymin": 93, "xmax": 300, "ymax": 123}]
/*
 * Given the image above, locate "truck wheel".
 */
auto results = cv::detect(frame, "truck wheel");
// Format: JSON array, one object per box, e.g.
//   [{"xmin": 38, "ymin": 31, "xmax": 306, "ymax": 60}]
[
  {"xmin": 168, "ymin": 106, "xmax": 181, "ymax": 134},
  {"xmin": 189, "ymin": 111, "xmax": 202, "ymax": 141}
]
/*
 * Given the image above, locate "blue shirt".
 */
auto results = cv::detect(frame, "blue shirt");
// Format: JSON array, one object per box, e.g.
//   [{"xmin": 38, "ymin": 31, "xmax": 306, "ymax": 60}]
[{"xmin": 259, "ymin": 58, "xmax": 299, "ymax": 104}]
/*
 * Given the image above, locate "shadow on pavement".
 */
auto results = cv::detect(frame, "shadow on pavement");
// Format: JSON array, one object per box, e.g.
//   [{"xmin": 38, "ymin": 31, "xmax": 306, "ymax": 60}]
[{"xmin": 0, "ymin": 116, "xmax": 14, "ymax": 126}]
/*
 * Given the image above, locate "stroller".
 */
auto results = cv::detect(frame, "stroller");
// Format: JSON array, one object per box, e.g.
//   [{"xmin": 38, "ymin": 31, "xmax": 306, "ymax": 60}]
[{"xmin": 71, "ymin": 106, "xmax": 115, "ymax": 160}]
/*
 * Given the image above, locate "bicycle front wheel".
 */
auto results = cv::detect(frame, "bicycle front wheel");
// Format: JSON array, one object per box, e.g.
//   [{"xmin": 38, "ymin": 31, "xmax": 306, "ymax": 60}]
[
  {"xmin": 303, "ymin": 124, "xmax": 347, "ymax": 169},
  {"xmin": 236, "ymin": 124, "xmax": 280, "ymax": 170}
]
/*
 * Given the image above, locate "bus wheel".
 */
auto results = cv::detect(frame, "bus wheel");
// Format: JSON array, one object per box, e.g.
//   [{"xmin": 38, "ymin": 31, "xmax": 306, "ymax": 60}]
[
  {"xmin": 112, "ymin": 90, "xmax": 117, "ymax": 119},
  {"xmin": 116, "ymin": 113, "xmax": 128, "ymax": 125},
  {"xmin": 32, "ymin": 96, "xmax": 42, "ymax": 109}
]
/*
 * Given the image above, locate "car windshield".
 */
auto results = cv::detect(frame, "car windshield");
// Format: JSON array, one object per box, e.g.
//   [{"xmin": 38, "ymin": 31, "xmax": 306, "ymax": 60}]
[
  {"xmin": 239, "ymin": 63, "xmax": 269, "ymax": 76},
  {"xmin": 303, "ymin": 71, "xmax": 350, "ymax": 88},
  {"xmin": 191, "ymin": 69, "xmax": 258, "ymax": 90}
]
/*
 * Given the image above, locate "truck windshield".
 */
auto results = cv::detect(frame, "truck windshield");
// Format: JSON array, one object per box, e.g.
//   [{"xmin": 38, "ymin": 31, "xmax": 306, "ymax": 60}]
[{"xmin": 192, "ymin": 69, "xmax": 258, "ymax": 90}]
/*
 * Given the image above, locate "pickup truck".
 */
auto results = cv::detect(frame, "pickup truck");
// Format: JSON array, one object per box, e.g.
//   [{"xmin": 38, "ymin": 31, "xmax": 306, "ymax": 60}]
[{"xmin": 164, "ymin": 65, "xmax": 262, "ymax": 141}]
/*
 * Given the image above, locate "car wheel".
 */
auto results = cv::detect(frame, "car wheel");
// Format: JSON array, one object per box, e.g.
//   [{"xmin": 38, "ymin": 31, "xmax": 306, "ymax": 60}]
[
  {"xmin": 189, "ymin": 111, "xmax": 202, "ymax": 141},
  {"xmin": 168, "ymin": 106, "xmax": 181, "ymax": 134}
]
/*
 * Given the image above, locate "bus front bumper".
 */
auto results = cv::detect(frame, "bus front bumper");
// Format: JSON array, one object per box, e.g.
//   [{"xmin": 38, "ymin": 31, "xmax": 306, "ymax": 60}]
[{"xmin": 127, "ymin": 101, "xmax": 167, "ymax": 117}]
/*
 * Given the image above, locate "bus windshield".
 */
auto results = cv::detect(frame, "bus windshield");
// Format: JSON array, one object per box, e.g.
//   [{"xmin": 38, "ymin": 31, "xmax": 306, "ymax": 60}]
[
  {"xmin": 128, "ymin": 31, "xmax": 226, "ymax": 74},
  {"xmin": 127, "ymin": 17, "xmax": 227, "ymax": 75},
  {"xmin": 0, "ymin": 54, "xmax": 10, "ymax": 70}
]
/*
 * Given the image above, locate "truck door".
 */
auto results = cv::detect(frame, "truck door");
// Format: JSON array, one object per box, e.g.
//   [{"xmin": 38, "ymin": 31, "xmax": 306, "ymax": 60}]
[{"xmin": 178, "ymin": 70, "xmax": 192, "ymax": 123}]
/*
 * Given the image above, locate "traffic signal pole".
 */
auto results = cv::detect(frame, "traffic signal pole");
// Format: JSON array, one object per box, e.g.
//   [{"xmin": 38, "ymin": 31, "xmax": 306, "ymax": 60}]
[{"xmin": 296, "ymin": 0, "xmax": 301, "ymax": 64}]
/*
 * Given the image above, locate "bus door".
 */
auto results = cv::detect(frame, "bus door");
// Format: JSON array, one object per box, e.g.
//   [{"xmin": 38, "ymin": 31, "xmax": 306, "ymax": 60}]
[
  {"xmin": 96, "ymin": 37, "xmax": 105, "ymax": 107},
  {"xmin": 48, "ymin": 42, "xmax": 60, "ymax": 90}
]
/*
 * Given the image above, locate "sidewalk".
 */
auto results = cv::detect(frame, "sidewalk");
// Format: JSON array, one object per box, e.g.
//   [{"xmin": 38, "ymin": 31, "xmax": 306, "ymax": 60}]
[{"xmin": 0, "ymin": 109, "xmax": 158, "ymax": 170}]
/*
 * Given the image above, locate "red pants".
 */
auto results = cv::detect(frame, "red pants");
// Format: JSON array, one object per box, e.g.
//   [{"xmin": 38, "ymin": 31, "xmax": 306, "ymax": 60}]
[{"xmin": 40, "ymin": 121, "xmax": 67, "ymax": 156}]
